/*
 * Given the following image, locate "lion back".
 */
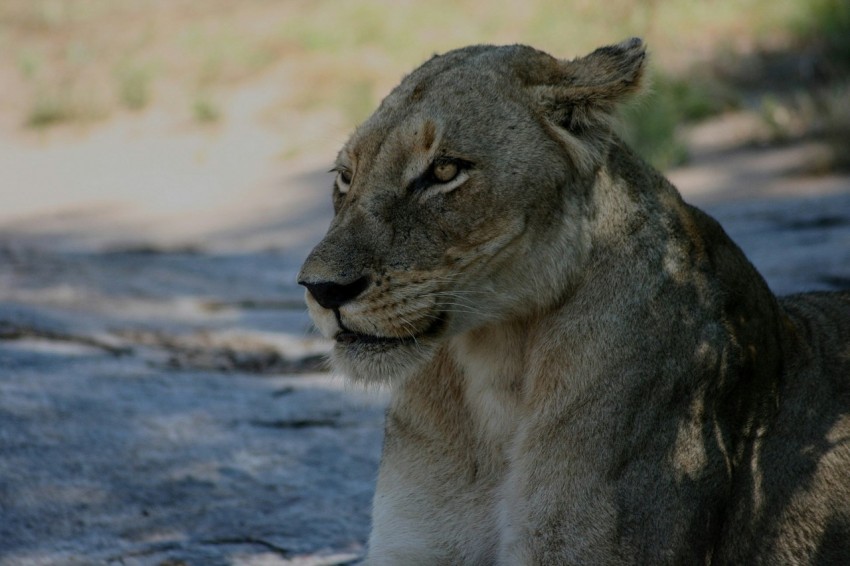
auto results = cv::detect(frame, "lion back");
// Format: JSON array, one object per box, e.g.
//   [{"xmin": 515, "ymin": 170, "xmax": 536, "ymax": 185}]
[{"xmin": 718, "ymin": 290, "xmax": 850, "ymax": 563}]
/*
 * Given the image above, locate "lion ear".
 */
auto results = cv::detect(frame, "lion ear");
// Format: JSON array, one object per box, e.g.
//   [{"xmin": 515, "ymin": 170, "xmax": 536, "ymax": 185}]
[
  {"xmin": 522, "ymin": 38, "xmax": 647, "ymax": 169},
  {"xmin": 528, "ymin": 37, "xmax": 647, "ymax": 131}
]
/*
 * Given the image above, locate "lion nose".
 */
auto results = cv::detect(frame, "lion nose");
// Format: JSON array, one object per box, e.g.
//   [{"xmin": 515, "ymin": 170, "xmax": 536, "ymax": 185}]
[{"xmin": 299, "ymin": 276, "xmax": 370, "ymax": 310}]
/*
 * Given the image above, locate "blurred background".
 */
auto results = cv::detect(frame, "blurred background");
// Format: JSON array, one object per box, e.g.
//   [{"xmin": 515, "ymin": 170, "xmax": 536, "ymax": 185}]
[
  {"xmin": 1, "ymin": 1, "xmax": 849, "ymax": 564},
  {"xmin": 1, "ymin": 0, "xmax": 848, "ymax": 251}
]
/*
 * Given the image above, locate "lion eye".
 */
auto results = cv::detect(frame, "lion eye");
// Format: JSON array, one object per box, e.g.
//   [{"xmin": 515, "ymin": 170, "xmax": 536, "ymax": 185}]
[
  {"xmin": 335, "ymin": 169, "xmax": 352, "ymax": 194},
  {"xmin": 408, "ymin": 157, "xmax": 471, "ymax": 194},
  {"xmin": 432, "ymin": 161, "xmax": 459, "ymax": 183}
]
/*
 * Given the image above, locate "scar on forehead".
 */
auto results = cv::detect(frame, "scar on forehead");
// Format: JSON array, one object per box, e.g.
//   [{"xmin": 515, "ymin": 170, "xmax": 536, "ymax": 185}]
[
  {"xmin": 410, "ymin": 80, "xmax": 428, "ymax": 102},
  {"xmin": 423, "ymin": 120, "xmax": 436, "ymax": 152}
]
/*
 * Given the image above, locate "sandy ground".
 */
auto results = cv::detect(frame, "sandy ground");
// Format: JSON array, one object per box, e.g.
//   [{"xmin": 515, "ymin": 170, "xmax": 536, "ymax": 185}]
[{"xmin": 1, "ymin": 89, "xmax": 849, "ymax": 564}]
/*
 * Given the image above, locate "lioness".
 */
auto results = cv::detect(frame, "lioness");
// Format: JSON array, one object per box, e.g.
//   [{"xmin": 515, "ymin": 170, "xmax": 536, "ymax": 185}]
[{"xmin": 298, "ymin": 38, "xmax": 850, "ymax": 564}]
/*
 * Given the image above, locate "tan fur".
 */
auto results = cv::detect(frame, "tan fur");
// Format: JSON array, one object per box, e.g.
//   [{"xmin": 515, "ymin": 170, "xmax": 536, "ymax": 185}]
[{"xmin": 298, "ymin": 39, "xmax": 850, "ymax": 564}]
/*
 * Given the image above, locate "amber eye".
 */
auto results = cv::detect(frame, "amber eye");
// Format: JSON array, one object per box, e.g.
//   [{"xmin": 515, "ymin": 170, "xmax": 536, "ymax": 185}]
[
  {"xmin": 407, "ymin": 157, "xmax": 471, "ymax": 194},
  {"xmin": 431, "ymin": 160, "xmax": 459, "ymax": 183}
]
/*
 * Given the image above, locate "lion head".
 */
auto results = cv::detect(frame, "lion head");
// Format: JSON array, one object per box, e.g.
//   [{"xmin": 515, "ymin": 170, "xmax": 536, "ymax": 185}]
[{"xmin": 298, "ymin": 38, "xmax": 646, "ymax": 383}]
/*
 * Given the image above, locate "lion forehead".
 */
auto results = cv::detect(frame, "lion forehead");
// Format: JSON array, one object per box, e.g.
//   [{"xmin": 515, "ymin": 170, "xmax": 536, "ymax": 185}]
[
  {"xmin": 346, "ymin": 89, "xmax": 537, "ymax": 183},
  {"xmin": 349, "ymin": 47, "xmax": 540, "ymax": 149}
]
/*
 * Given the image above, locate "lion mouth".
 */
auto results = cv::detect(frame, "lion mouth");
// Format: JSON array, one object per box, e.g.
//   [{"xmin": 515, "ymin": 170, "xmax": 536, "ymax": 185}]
[
  {"xmin": 334, "ymin": 311, "xmax": 448, "ymax": 347},
  {"xmin": 334, "ymin": 330, "xmax": 415, "ymax": 346}
]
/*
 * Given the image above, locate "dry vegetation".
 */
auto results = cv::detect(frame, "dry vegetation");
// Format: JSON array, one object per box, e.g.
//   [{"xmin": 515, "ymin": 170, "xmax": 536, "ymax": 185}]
[{"xmin": 0, "ymin": 0, "xmax": 847, "ymax": 168}]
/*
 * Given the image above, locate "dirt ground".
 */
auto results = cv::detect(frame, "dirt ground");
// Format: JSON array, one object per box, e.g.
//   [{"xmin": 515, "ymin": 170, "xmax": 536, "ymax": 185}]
[{"xmin": 1, "ymin": 60, "xmax": 850, "ymax": 565}]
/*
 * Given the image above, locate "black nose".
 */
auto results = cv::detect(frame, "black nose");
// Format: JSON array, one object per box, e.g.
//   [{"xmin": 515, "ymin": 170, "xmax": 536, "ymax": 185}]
[{"xmin": 300, "ymin": 276, "xmax": 370, "ymax": 310}]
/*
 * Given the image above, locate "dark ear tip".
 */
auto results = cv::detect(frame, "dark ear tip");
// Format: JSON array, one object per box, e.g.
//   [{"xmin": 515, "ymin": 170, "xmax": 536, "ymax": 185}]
[
  {"xmin": 589, "ymin": 37, "xmax": 646, "ymax": 68},
  {"xmin": 620, "ymin": 37, "xmax": 644, "ymax": 51},
  {"xmin": 616, "ymin": 38, "xmax": 646, "ymax": 63},
  {"xmin": 615, "ymin": 37, "xmax": 647, "ymax": 74}
]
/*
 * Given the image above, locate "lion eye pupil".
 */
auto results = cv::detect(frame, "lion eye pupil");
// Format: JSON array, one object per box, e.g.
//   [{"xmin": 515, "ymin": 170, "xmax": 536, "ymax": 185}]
[{"xmin": 433, "ymin": 162, "xmax": 459, "ymax": 183}]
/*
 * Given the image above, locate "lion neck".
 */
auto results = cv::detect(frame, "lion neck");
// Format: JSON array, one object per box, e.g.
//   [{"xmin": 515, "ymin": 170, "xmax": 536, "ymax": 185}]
[
  {"xmin": 439, "ymin": 142, "xmax": 785, "ymax": 455},
  {"xmin": 448, "ymin": 316, "xmax": 538, "ymax": 447},
  {"xmin": 439, "ymin": 147, "xmax": 671, "ymax": 443}
]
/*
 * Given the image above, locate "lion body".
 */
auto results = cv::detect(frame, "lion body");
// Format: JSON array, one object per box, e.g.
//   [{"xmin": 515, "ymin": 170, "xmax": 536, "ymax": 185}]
[{"xmin": 299, "ymin": 39, "xmax": 850, "ymax": 564}]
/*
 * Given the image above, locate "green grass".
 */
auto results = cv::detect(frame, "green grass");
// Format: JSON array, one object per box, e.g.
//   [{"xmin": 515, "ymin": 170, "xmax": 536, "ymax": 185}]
[
  {"xmin": 619, "ymin": 70, "xmax": 739, "ymax": 169},
  {"xmin": 16, "ymin": 48, "xmax": 41, "ymax": 78},
  {"xmin": 756, "ymin": 82, "xmax": 850, "ymax": 170},
  {"xmin": 182, "ymin": 26, "xmax": 278, "ymax": 87},
  {"xmin": 26, "ymin": 84, "xmax": 104, "ymax": 128},
  {"xmin": 795, "ymin": 0, "xmax": 850, "ymax": 65},
  {"xmin": 27, "ymin": 89, "xmax": 76, "ymax": 127},
  {"xmin": 192, "ymin": 93, "xmax": 221, "ymax": 124},
  {"xmin": 115, "ymin": 60, "xmax": 155, "ymax": 110}
]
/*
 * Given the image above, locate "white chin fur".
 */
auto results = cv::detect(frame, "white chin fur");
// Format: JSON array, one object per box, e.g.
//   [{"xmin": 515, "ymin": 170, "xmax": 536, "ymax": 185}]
[{"xmin": 331, "ymin": 339, "xmax": 436, "ymax": 385}]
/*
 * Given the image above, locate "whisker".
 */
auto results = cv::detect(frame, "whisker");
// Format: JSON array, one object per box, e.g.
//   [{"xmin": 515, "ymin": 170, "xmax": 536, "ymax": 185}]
[
  {"xmin": 393, "ymin": 312, "xmax": 421, "ymax": 345},
  {"xmin": 429, "ymin": 302, "xmax": 485, "ymax": 315}
]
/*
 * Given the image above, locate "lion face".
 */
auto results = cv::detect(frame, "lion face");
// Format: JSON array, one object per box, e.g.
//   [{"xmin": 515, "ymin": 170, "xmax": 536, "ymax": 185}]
[{"xmin": 298, "ymin": 40, "xmax": 646, "ymax": 383}]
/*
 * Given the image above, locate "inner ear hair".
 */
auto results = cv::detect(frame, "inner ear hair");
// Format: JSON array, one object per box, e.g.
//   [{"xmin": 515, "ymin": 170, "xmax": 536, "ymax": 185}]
[
  {"xmin": 548, "ymin": 37, "xmax": 646, "ymax": 126},
  {"xmin": 526, "ymin": 38, "xmax": 647, "ymax": 172},
  {"xmin": 569, "ymin": 37, "xmax": 647, "ymax": 94}
]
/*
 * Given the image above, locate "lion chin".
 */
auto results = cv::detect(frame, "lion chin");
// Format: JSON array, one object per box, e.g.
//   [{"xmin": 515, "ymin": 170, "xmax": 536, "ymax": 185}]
[
  {"xmin": 329, "ymin": 310, "xmax": 451, "ymax": 384},
  {"xmin": 330, "ymin": 337, "xmax": 436, "ymax": 385}
]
